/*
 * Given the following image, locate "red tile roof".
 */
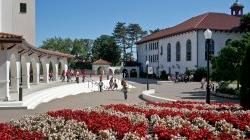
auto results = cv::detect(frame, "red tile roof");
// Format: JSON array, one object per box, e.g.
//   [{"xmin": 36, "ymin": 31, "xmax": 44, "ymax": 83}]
[
  {"xmin": 0, "ymin": 32, "xmax": 23, "ymax": 43},
  {"xmin": 24, "ymin": 42, "xmax": 74, "ymax": 58},
  {"xmin": 136, "ymin": 12, "xmax": 240, "ymax": 45},
  {"xmin": 0, "ymin": 32, "xmax": 73, "ymax": 58},
  {"xmin": 93, "ymin": 59, "xmax": 111, "ymax": 65}
]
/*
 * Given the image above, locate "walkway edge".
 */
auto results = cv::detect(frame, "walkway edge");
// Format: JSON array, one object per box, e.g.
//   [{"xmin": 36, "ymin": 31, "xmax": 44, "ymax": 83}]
[{"xmin": 141, "ymin": 89, "xmax": 177, "ymax": 103}]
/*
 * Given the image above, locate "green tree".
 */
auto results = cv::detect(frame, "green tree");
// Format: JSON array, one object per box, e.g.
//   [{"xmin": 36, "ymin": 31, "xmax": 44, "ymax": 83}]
[
  {"xmin": 113, "ymin": 22, "xmax": 147, "ymax": 62},
  {"xmin": 240, "ymin": 13, "xmax": 250, "ymax": 32},
  {"xmin": 240, "ymin": 46, "xmax": 250, "ymax": 109},
  {"xmin": 211, "ymin": 34, "xmax": 250, "ymax": 89},
  {"xmin": 40, "ymin": 37, "xmax": 73, "ymax": 54},
  {"xmin": 40, "ymin": 37, "xmax": 93, "ymax": 69},
  {"xmin": 92, "ymin": 35, "xmax": 121, "ymax": 66},
  {"xmin": 149, "ymin": 28, "xmax": 161, "ymax": 34},
  {"xmin": 71, "ymin": 39, "xmax": 87, "ymax": 58},
  {"xmin": 113, "ymin": 22, "xmax": 128, "ymax": 62},
  {"xmin": 127, "ymin": 23, "xmax": 144, "ymax": 60},
  {"xmin": 193, "ymin": 68, "xmax": 207, "ymax": 82},
  {"xmin": 83, "ymin": 39, "xmax": 94, "ymax": 61}
]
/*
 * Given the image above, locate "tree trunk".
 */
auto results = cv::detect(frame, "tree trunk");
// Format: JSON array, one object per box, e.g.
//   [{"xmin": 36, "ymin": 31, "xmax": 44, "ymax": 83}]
[
  {"xmin": 123, "ymin": 44, "xmax": 126, "ymax": 63},
  {"xmin": 130, "ymin": 46, "xmax": 133, "ymax": 61}
]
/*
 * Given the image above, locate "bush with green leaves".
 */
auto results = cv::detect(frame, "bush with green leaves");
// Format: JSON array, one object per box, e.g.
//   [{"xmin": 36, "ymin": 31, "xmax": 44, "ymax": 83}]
[
  {"xmin": 240, "ymin": 46, "xmax": 250, "ymax": 109},
  {"xmin": 216, "ymin": 81, "xmax": 239, "ymax": 96},
  {"xmin": 193, "ymin": 68, "xmax": 207, "ymax": 82}
]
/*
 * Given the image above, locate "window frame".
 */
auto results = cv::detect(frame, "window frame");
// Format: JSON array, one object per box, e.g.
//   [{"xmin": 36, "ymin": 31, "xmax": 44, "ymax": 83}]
[
  {"xmin": 186, "ymin": 39, "xmax": 192, "ymax": 61},
  {"xmin": 176, "ymin": 41, "xmax": 181, "ymax": 61},
  {"xmin": 20, "ymin": 3, "xmax": 27, "ymax": 13},
  {"xmin": 167, "ymin": 43, "xmax": 171, "ymax": 62}
]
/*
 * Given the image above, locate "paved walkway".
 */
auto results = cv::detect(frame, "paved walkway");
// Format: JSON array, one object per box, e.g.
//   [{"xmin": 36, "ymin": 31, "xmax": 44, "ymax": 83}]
[
  {"xmin": 0, "ymin": 79, "xmax": 239, "ymax": 122},
  {"xmin": 151, "ymin": 82, "xmax": 239, "ymax": 103}
]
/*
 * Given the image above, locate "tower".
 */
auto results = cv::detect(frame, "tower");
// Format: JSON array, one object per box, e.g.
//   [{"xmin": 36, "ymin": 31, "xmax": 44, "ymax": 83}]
[
  {"xmin": 230, "ymin": 0, "xmax": 244, "ymax": 16},
  {"xmin": 0, "ymin": 0, "xmax": 36, "ymax": 45}
]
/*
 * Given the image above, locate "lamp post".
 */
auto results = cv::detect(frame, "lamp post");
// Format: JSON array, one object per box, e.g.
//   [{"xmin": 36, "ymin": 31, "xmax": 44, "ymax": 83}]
[
  {"xmin": 146, "ymin": 60, "xmax": 149, "ymax": 90},
  {"xmin": 204, "ymin": 29, "xmax": 212, "ymax": 104}
]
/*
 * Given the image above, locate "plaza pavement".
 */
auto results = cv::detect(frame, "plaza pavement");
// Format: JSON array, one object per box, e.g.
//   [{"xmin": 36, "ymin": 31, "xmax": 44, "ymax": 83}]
[{"xmin": 0, "ymin": 78, "xmax": 239, "ymax": 122}]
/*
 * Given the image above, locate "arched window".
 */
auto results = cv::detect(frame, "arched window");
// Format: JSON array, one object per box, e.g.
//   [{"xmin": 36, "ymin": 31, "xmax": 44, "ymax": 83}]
[
  {"xmin": 186, "ymin": 39, "xmax": 192, "ymax": 61},
  {"xmin": 167, "ymin": 43, "xmax": 171, "ymax": 62},
  {"xmin": 225, "ymin": 39, "xmax": 232, "ymax": 46},
  {"xmin": 205, "ymin": 39, "xmax": 215, "ymax": 60},
  {"xmin": 160, "ymin": 46, "xmax": 163, "ymax": 55},
  {"xmin": 176, "ymin": 41, "xmax": 181, "ymax": 61}
]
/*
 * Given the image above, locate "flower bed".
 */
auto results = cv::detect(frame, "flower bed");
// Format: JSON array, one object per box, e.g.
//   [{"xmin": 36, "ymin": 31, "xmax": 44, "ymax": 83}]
[{"xmin": 1, "ymin": 101, "xmax": 250, "ymax": 139}]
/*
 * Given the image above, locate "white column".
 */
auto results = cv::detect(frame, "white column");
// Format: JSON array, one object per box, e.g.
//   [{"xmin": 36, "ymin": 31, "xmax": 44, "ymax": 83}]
[
  {"xmin": 22, "ymin": 62, "xmax": 30, "ymax": 89},
  {"xmin": 54, "ymin": 63, "xmax": 58, "ymax": 81},
  {"xmin": 63, "ymin": 63, "xmax": 68, "ymax": 81},
  {"xmin": 11, "ymin": 61, "xmax": 20, "ymax": 92},
  {"xmin": 33, "ymin": 62, "xmax": 40, "ymax": 85},
  {"xmin": 43, "ymin": 63, "xmax": 49, "ymax": 83},
  {"xmin": 0, "ymin": 59, "xmax": 10, "ymax": 101}
]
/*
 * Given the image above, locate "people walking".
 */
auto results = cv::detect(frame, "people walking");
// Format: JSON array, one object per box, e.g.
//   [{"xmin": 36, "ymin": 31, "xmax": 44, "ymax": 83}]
[
  {"xmin": 82, "ymin": 70, "xmax": 86, "ymax": 82},
  {"xmin": 70, "ymin": 70, "xmax": 74, "ymax": 82},
  {"xmin": 108, "ymin": 77, "xmax": 114, "ymax": 90},
  {"xmin": 121, "ymin": 79, "xmax": 128, "ymax": 100},
  {"xmin": 66, "ymin": 69, "xmax": 71, "ymax": 82},
  {"xmin": 75, "ymin": 70, "xmax": 80, "ymax": 83},
  {"xmin": 49, "ymin": 72, "xmax": 53, "ymax": 81},
  {"xmin": 113, "ymin": 79, "xmax": 118, "ymax": 90},
  {"xmin": 201, "ymin": 77, "xmax": 206, "ymax": 89},
  {"xmin": 62, "ymin": 70, "xmax": 66, "ymax": 82},
  {"xmin": 99, "ymin": 79, "xmax": 104, "ymax": 92}
]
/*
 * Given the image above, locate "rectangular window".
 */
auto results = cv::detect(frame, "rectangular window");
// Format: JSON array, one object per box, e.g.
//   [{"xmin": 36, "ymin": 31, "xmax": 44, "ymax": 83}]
[
  {"xmin": 167, "ymin": 46, "xmax": 171, "ymax": 62},
  {"xmin": 160, "ymin": 46, "xmax": 163, "ymax": 55},
  {"xmin": 20, "ymin": 3, "xmax": 27, "ymax": 13},
  {"xmin": 176, "ymin": 46, "xmax": 181, "ymax": 61}
]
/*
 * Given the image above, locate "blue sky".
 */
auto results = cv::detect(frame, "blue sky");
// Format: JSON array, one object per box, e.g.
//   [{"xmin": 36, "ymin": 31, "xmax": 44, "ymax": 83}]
[{"xmin": 36, "ymin": 0, "xmax": 250, "ymax": 46}]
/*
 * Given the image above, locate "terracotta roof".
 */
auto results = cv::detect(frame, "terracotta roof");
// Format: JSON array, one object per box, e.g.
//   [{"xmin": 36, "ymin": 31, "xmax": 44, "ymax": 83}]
[
  {"xmin": 24, "ymin": 41, "xmax": 74, "ymax": 58},
  {"xmin": 92, "ymin": 59, "xmax": 111, "ymax": 65},
  {"xmin": 38, "ymin": 48, "xmax": 74, "ymax": 58},
  {"xmin": 0, "ymin": 32, "xmax": 23, "ymax": 43},
  {"xmin": 136, "ymin": 12, "xmax": 240, "ymax": 45}
]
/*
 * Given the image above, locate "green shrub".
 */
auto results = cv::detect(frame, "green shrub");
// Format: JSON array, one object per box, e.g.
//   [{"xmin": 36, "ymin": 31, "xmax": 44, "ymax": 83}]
[
  {"xmin": 216, "ymin": 81, "xmax": 239, "ymax": 95},
  {"xmin": 240, "ymin": 46, "xmax": 250, "ymax": 109},
  {"xmin": 193, "ymin": 68, "xmax": 207, "ymax": 82}
]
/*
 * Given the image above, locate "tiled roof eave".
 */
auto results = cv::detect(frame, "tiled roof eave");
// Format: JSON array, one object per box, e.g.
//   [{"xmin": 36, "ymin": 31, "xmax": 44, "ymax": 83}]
[
  {"xmin": 136, "ymin": 28, "xmax": 240, "ymax": 45},
  {"xmin": 23, "ymin": 42, "xmax": 74, "ymax": 58},
  {"xmin": 0, "ymin": 38, "xmax": 23, "ymax": 43}
]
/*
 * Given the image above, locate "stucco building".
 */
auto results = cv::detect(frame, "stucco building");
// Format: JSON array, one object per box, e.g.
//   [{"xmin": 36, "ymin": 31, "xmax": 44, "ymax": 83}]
[
  {"xmin": 0, "ymin": 0, "xmax": 35, "ymax": 45},
  {"xmin": 136, "ymin": 1, "xmax": 244, "ymax": 77},
  {"xmin": 0, "ymin": 0, "xmax": 72, "ymax": 101}
]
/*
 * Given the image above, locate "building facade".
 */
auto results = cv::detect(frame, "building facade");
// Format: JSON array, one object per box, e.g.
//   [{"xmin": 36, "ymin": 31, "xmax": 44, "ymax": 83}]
[
  {"xmin": 0, "ymin": 0, "xmax": 72, "ymax": 102},
  {"xmin": 136, "ymin": 2, "xmax": 244, "ymax": 77},
  {"xmin": 0, "ymin": 0, "xmax": 35, "ymax": 45}
]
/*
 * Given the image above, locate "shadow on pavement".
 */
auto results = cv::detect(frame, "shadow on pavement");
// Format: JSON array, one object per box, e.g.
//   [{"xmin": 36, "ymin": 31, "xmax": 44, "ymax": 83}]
[
  {"xmin": 180, "ymin": 91, "xmax": 239, "ymax": 103},
  {"xmin": 127, "ymin": 78, "xmax": 158, "ymax": 84}
]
